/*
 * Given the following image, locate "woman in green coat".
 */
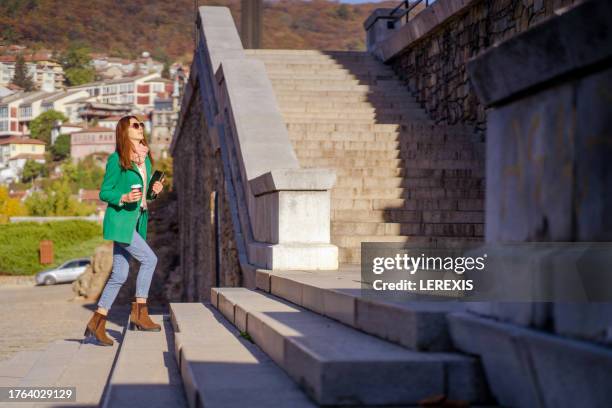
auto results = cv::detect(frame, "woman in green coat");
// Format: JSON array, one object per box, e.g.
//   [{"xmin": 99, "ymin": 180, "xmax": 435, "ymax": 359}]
[{"xmin": 83, "ymin": 115, "xmax": 165, "ymax": 346}]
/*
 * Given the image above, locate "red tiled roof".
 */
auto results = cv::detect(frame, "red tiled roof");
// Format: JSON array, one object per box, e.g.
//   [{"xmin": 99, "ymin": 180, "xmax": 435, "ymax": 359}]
[
  {"xmin": 0, "ymin": 53, "xmax": 56, "ymax": 63},
  {"xmin": 8, "ymin": 190, "xmax": 27, "ymax": 199},
  {"xmin": 0, "ymin": 136, "xmax": 46, "ymax": 145},
  {"xmin": 100, "ymin": 114, "xmax": 147, "ymax": 122},
  {"xmin": 9, "ymin": 153, "xmax": 45, "ymax": 160},
  {"xmin": 80, "ymin": 189, "xmax": 100, "ymax": 201}
]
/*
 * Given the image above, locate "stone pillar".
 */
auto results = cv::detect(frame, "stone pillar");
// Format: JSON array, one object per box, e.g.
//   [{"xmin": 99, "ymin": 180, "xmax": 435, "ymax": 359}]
[
  {"xmin": 240, "ymin": 0, "xmax": 262, "ymax": 49},
  {"xmin": 451, "ymin": 1, "xmax": 612, "ymax": 406},
  {"xmin": 363, "ymin": 8, "xmax": 401, "ymax": 60}
]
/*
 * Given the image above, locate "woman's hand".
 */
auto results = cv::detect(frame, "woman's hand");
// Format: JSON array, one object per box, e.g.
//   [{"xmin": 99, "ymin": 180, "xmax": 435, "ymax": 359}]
[
  {"xmin": 121, "ymin": 190, "xmax": 142, "ymax": 203},
  {"xmin": 152, "ymin": 180, "xmax": 164, "ymax": 195}
]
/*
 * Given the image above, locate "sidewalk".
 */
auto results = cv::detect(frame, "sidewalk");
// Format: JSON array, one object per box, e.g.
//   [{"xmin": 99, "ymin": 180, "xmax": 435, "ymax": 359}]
[{"xmin": 0, "ymin": 281, "xmax": 125, "ymax": 363}]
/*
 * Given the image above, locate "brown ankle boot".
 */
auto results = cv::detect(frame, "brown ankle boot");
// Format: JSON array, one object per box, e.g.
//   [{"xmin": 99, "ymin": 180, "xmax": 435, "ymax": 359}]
[
  {"xmin": 129, "ymin": 301, "xmax": 161, "ymax": 331},
  {"xmin": 83, "ymin": 311, "xmax": 114, "ymax": 346}
]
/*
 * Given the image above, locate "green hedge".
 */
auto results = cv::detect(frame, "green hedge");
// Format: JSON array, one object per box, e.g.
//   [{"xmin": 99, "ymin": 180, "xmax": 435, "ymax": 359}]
[{"xmin": 0, "ymin": 220, "xmax": 106, "ymax": 276}]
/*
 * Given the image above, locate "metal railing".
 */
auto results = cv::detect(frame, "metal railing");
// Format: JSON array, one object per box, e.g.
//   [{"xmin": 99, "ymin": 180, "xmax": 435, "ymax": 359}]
[{"xmin": 372, "ymin": 0, "xmax": 433, "ymax": 29}]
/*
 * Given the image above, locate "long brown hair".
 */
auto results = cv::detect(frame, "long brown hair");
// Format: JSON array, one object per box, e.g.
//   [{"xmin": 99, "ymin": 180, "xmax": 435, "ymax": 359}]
[{"xmin": 115, "ymin": 115, "xmax": 155, "ymax": 170}]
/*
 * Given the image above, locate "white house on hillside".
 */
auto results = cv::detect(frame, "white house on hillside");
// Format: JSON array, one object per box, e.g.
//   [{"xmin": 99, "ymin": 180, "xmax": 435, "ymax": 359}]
[
  {"xmin": 68, "ymin": 73, "xmax": 170, "ymax": 111},
  {"xmin": 40, "ymin": 89, "xmax": 91, "ymax": 122}
]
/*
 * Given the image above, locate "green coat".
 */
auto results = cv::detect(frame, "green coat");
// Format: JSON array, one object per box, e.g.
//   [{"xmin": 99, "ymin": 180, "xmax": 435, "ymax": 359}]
[{"xmin": 99, "ymin": 151, "xmax": 155, "ymax": 244}]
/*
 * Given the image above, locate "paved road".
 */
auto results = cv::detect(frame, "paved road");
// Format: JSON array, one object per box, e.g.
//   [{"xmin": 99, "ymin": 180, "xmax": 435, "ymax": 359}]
[{"xmin": 0, "ymin": 281, "xmax": 129, "ymax": 363}]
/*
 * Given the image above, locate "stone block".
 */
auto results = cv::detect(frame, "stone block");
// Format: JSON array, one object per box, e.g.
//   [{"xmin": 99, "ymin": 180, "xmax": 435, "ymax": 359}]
[
  {"xmin": 447, "ymin": 312, "xmax": 541, "ymax": 407},
  {"xmin": 248, "ymin": 242, "xmax": 338, "ymax": 270},
  {"xmin": 554, "ymin": 303, "xmax": 612, "ymax": 345},
  {"xmin": 523, "ymin": 327, "xmax": 612, "ymax": 408}
]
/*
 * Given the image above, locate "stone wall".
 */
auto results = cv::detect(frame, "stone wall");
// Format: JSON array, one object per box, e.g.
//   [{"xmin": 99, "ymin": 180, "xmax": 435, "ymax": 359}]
[
  {"xmin": 172, "ymin": 83, "xmax": 242, "ymax": 302},
  {"xmin": 388, "ymin": 0, "xmax": 582, "ymax": 133}
]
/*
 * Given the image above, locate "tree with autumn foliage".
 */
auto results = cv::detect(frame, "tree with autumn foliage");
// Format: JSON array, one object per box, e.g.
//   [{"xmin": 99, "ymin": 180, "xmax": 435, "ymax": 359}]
[{"xmin": 0, "ymin": 186, "xmax": 28, "ymax": 224}]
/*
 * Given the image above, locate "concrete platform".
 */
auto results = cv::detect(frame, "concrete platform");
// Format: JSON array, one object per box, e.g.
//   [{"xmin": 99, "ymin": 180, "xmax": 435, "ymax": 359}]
[
  {"xmin": 169, "ymin": 302, "xmax": 314, "ymax": 408},
  {"xmin": 212, "ymin": 287, "xmax": 489, "ymax": 406}
]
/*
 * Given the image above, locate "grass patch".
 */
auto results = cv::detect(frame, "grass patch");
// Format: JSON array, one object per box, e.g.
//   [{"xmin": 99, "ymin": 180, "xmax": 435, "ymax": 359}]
[
  {"xmin": 0, "ymin": 220, "xmax": 106, "ymax": 276},
  {"xmin": 239, "ymin": 331, "xmax": 254, "ymax": 343}
]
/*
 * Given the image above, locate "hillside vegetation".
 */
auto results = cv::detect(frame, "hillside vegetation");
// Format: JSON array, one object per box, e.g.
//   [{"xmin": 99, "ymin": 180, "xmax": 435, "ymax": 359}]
[{"xmin": 0, "ymin": 0, "xmax": 397, "ymax": 61}]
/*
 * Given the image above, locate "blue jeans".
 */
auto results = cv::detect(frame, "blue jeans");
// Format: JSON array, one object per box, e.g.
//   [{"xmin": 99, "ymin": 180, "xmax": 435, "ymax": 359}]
[{"xmin": 97, "ymin": 214, "xmax": 158, "ymax": 311}]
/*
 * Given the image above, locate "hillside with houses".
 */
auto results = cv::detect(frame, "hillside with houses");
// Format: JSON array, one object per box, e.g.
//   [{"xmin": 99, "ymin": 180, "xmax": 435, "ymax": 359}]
[{"xmin": 0, "ymin": 44, "xmax": 184, "ymax": 221}]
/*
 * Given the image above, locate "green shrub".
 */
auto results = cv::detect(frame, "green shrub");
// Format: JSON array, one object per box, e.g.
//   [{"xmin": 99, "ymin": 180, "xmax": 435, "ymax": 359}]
[
  {"xmin": 24, "ymin": 180, "xmax": 96, "ymax": 216},
  {"xmin": 0, "ymin": 220, "xmax": 105, "ymax": 275}
]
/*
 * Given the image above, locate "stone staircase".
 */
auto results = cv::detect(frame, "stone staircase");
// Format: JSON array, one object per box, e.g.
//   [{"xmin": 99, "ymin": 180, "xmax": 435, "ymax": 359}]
[{"xmin": 245, "ymin": 49, "xmax": 485, "ymax": 264}]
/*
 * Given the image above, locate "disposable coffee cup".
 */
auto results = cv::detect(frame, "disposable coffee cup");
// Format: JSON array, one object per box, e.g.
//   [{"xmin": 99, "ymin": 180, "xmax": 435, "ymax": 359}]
[{"xmin": 131, "ymin": 184, "xmax": 142, "ymax": 194}]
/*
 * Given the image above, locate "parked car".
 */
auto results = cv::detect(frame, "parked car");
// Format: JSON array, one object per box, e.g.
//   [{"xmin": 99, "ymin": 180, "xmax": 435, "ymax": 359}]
[{"xmin": 35, "ymin": 258, "xmax": 91, "ymax": 285}]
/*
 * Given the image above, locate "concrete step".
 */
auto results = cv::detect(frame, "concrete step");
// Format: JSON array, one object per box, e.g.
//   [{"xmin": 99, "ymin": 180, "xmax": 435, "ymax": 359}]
[
  {"xmin": 332, "ymin": 218, "xmax": 483, "ymax": 236},
  {"xmin": 248, "ymin": 53, "xmax": 378, "ymax": 62},
  {"xmin": 286, "ymin": 122, "xmax": 404, "ymax": 132},
  {"xmin": 251, "ymin": 51, "xmax": 379, "ymax": 58},
  {"xmin": 330, "ymin": 234, "xmax": 483, "ymax": 250},
  {"xmin": 270, "ymin": 77, "xmax": 404, "ymax": 86},
  {"xmin": 255, "ymin": 268, "xmax": 466, "ymax": 351},
  {"xmin": 294, "ymin": 148, "xmax": 481, "ymax": 161},
  {"xmin": 271, "ymin": 83, "xmax": 409, "ymax": 92},
  {"xmin": 274, "ymin": 89, "xmax": 413, "ymax": 99},
  {"xmin": 276, "ymin": 93, "xmax": 419, "ymax": 103},
  {"xmin": 260, "ymin": 64, "xmax": 393, "ymax": 74},
  {"xmin": 283, "ymin": 114, "xmax": 429, "ymax": 123},
  {"xmin": 282, "ymin": 111, "xmax": 429, "ymax": 121},
  {"xmin": 331, "ymin": 197, "xmax": 484, "ymax": 211},
  {"xmin": 300, "ymin": 157, "xmax": 405, "ymax": 169},
  {"xmin": 292, "ymin": 139, "xmax": 481, "ymax": 151},
  {"xmin": 102, "ymin": 314, "xmax": 187, "ymax": 408},
  {"xmin": 169, "ymin": 303, "xmax": 314, "ymax": 408},
  {"xmin": 304, "ymin": 157, "xmax": 484, "ymax": 171},
  {"xmin": 264, "ymin": 66, "xmax": 395, "ymax": 77},
  {"xmin": 330, "ymin": 186, "xmax": 485, "ymax": 200},
  {"xmin": 212, "ymin": 287, "xmax": 489, "ymax": 406},
  {"xmin": 288, "ymin": 130, "xmax": 479, "ymax": 144},
  {"xmin": 257, "ymin": 60, "xmax": 391, "ymax": 68},
  {"xmin": 331, "ymin": 220, "xmax": 484, "ymax": 237},
  {"xmin": 277, "ymin": 99, "xmax": 422, "ymax": 110},
  {"xmin": 283, "ymin": 114, "xmax": 430, "ymax": 123},
  {"xmin": 285, "ymin": 121, "xmax": 476, "ymax": 134},
  {"xmin": 333, "ymin": 176, "xmax": 484, "ymax": 190},
  {"xmin": 332, "ymin": 207, "xmax": 484, "ymax": 223},
  {"xmin": 335, "ymin": 238, "xmax": 484, "ymax": 264},
  {"xmin": 280, "ymin": 105, "xmax": 420, "ymax": 114},
  {"xmin": 333, "ymin": 167, "xmax": 484, "ymax": 179},
  {"xmin": 245, "ymin": 49, "xmax": 370, "ymax": 56},
  {"xmin": 265, "ymin": 72, "xmax": 395, "ymax": 80}
]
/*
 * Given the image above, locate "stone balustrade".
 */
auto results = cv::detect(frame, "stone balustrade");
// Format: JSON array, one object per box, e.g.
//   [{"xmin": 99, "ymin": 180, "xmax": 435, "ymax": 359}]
[{"xmin": 170, "ymin": 7, "xmax": 338, "ymax": 296}]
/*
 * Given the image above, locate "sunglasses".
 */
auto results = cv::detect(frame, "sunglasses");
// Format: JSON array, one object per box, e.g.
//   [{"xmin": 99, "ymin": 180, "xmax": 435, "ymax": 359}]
[{"xmin": 130, "ymin": 122, "xmax": 145, "ymax": 130}]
